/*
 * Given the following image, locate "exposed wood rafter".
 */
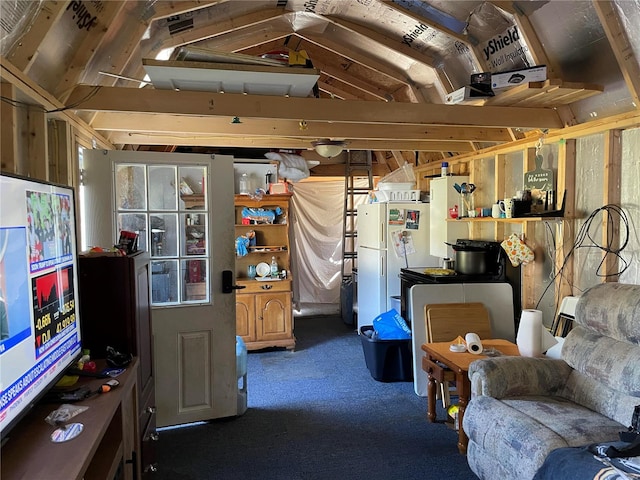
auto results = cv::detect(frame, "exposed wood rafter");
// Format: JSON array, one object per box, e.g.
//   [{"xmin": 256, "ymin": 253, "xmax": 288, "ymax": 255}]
[
  {"xmin": 7, "ymin": 1, "xmax": 69, "ymax": 73},
  {"xmin": 593, "ymin": 1, "xmax": 640, "ymax": 109}
]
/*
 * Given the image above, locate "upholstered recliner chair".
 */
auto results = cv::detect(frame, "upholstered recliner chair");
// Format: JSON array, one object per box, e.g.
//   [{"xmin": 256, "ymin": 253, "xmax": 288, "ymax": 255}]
[{"xmin": 462, "ymin": 283, "xmax": 640, "ymax": 480}]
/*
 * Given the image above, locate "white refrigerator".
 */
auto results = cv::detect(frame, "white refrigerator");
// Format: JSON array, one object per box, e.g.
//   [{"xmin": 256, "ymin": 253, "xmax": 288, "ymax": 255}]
[{"xmin": 356, "ymin": 202, "xmax": 440, "ymax": 331}]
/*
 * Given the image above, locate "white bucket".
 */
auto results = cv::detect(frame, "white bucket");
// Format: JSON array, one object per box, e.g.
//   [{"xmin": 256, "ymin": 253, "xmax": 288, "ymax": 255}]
[{"xmin": 390, "ymin": 295, "xmax": 401, "ymax": 313}]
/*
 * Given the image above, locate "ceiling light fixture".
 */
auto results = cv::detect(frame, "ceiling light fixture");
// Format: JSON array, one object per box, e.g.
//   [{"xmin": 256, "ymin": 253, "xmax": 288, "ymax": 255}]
[{"xmin": 311, "ymin": 139, "xmax": 347, "ymax": 158}]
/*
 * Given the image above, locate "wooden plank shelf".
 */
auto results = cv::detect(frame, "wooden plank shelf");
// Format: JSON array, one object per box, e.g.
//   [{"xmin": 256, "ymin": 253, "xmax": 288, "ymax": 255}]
[
  {"xmin": 181, "ymin": 193, "xmax": 205, "ymax": 209},
  {"xmin": 485, "ymin": 79, "xmax": 604, "ymax": 107},
  {"xmin": 247, "ymin": 245, "xmax": 287, "ymax": 252},
  {"xmin": 446, "ymin": 216, "xmax": 566, "ymax": 223}
]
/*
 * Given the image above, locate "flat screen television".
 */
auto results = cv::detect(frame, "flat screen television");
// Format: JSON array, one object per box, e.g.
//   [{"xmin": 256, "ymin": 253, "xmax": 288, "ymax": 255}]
[{"xmin": 0, "ymin": 173, "xmax": 83, "ymax": 442}]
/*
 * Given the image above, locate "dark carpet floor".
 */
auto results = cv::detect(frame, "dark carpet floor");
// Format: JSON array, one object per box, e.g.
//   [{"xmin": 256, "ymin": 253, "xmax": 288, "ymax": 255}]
[{"xmin": 155, "ymin": 315, "xmax": 477, "ymax": 480}]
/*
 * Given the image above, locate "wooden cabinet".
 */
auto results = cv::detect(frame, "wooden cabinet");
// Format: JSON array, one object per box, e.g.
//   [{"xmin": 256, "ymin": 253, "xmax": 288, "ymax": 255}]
[
  {"xmin": 78, "ymin": 252, "xmax": 157, "ymax": 477},
  {"xmin": 234, "ymin": 194, "xmax": 295, "ymax": 350},
  {"xmin": 236, "ymin": 279, "xmax": 294, "ymax": 348},
  {"xmin": 1, "ymin": 359, "xmax": 140, "ymax": 480}
]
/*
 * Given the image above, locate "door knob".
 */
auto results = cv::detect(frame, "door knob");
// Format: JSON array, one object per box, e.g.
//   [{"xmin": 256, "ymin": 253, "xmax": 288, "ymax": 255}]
[{"xmin": 222, "ymin": 270, "xmax": 245, "ymax": 294}]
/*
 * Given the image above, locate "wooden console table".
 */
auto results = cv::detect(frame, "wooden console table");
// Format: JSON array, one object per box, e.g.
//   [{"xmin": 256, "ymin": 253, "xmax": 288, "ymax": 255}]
[
  {"xmin": 1, "ymin": 358, "xmax": 140, "ymax": 480},
  {"xmin": 421, "ymin": 340, "xmax": 519, "ymax": 454}
]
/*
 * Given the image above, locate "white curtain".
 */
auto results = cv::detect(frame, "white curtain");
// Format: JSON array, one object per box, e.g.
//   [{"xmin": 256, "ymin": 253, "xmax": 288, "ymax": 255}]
[
  {"xmin": 290, "ymin": 178, "xmax": 370, "ymax": 307},
  {"xmin": 290, "ymin": 180, "xmax": 345, "ymax": 306}
]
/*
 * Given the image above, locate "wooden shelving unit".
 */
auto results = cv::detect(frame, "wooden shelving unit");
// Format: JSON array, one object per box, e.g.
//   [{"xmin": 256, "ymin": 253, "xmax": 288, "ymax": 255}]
[{"xmin": 234, "ymin": 194, "xmax": 295, "ymax": 351}]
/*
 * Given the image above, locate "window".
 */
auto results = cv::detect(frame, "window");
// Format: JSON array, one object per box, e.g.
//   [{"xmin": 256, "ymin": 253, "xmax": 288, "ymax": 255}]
[{"xmin": 115, "ymin": 163, "xmax": 209, "ymax": 305}]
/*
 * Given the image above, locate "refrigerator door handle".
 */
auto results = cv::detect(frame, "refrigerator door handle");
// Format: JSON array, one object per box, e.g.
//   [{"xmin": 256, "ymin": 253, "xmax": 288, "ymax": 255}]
[{"xmin": 380, "ymin": 255, "xmax": 385, "ymax": 277}]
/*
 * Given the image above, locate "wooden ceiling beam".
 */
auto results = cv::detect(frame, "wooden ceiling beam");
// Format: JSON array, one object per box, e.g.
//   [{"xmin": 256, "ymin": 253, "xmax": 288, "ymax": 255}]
[
  {"xmin": 374, "ymin": 151, "xmax": 388, "ymax": 166},
  {"xmin": 593, "ymin": 1, "xmax": 640, "ymax": 109},
  {"xmin": 78, "ymin": 2, "xmax": 156, "ymax": 125},
  {"xmin": 54, "ymin": 1, "xmax": 127, "ymax": 100},
  {"xmin": 6, "ymin": 1, "xmax": 69, "ymax": 73},
  {"xmin": 309, "ymin": 162, "xmax": 389, "ymax": 177},
  {"xmin": 432, "ymin": 110, "xmax": 640, "ymax": 165},
  {"xmin": 296, "ymin": 32, "xmax": 411, "ymax": 87},
  {"xmin": 218, "ymin": 29, "xmax": 293, "ymax": 53},
  {"xmin": 390, "ymin": 151, "xmax": 405, "ymax": 170},
  {"xmin": 84, "ymin": 2, "xmax": 154, "ymax": 86},
  {"xmin": 147, "ymin": 8, "xmax": 422, "ymax": 101},
  {"xmin": 381, "ymin": 0, "xmax": 475, "ymax": 46},
  {"xmin": 376, "ymin": 1, "xmax": 483, "ymax": 93},
  {"xmin": 238, "ymin": 40, "xmax": 396, "ymax": 102},
  {"xmin": 317, "ymin": 81, "xmax": 362, "ymax": 100},
  {"xmin": 0, "ymin": 56, "xmax": 112, "ymax": 149},
  {"xmin": 319, "ymin": 77, "xmax": 379, "ymax": 101},
  {"xmin": 294, "ymin": 39, "xmax": 411, "ymax": 99},
  {"xmin": 311, "ymin": 60, "xmax": 392, "ymax": 101},
  {"xmin": 492, "ymin": 0, "xmax": 576, "ymax": 127},
  {"xmin": 380, "ymin": 1, "xmax": 485, "ymax": 70},
  {"xmin": 147, "ymin": 1, "xmax": 223, "ymax": 21},
  {"xmin": 491, "ymin": 1, "xmax": 561, "ymax": 79},
  {"xmin": 323, "ymin": 16, "xmax": 436, "ymax": 67},
  {"xmin": 66, "ymin": 85, "xmax": 564, "ymax": 129},
  {"xmin": 133, "ymin": 30, "xmax": 292, "ymax": 87},
  {"xmin": 146, "ymin": 8, "xmax": 287, "ymax": 57},
  {"xmin": 105, "ymin": 132, "xmax": 474, "ymax": 152},
  {"xmin": 91, "ymin": 112, "xmax": 511, "ymax": 142}
]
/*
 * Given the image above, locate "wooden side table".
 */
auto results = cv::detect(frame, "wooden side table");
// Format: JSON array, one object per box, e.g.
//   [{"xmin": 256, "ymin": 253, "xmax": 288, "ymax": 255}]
[{"xmin": 421, "ymin": 339, "xmax": 519, "ymax": 454}]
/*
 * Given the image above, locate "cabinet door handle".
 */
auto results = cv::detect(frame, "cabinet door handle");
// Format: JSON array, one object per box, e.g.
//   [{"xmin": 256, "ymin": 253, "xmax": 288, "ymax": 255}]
[{"xmin": 261, "ymin": 284, "xmax": 272, "ymax": 290}]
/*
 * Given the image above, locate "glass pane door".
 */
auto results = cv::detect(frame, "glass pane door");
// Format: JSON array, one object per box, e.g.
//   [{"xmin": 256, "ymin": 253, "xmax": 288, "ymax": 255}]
[{"xmin": 114, "ymin": 163, "xmax": 209, "ymax": 305}]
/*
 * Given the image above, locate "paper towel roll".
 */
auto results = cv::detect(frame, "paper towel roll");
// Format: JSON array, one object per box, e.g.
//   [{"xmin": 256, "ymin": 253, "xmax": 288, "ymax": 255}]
[
  {"xmin": 465, "ymin": 332, "xmax": 483, "ymax": 354},
  {"xmin": 517, "ymin": 309, "xmax": 544, "ymax": 357}
]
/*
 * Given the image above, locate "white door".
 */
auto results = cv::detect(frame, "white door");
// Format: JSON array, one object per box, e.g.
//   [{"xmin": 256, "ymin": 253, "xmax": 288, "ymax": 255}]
[
  {"xmin": 80, "ymin": 149, "xmax": 237, "ymax": 427},
  {"xmin": 357, "ymin": 203, "xmax": 386, "ymax": 249},
  {"xmin": 385, "ymin": 203, "xmax": 440, "ymax": 301},
  {"xmin": 356, "ymin": 245, "xmax": 386, "ymax": 331}
]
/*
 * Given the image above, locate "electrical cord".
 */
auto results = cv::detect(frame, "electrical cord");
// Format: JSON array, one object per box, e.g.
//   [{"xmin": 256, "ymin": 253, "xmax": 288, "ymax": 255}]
[
  {"xmin": 0, "ymin": 85, "xmax": 102, "ymax": 114},
  {"xmin": 535, "ymin": 204, "xmax": 630, "ymax": 310}
]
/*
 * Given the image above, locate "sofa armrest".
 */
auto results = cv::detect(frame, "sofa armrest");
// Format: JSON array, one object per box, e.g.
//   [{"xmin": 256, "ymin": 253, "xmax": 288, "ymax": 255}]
[{"xmin": 469, "ymin": 356, "xmax": 572, "ymax": 399}]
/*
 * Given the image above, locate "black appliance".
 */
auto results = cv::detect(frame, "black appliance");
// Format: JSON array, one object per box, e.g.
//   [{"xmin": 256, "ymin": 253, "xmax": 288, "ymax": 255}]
[{"xmin": 399, "ymin": 239, "xmax": 521, "ymax": 323}]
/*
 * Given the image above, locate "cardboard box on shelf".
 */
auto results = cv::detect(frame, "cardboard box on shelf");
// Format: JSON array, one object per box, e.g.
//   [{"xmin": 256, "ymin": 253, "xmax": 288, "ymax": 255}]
[
  {"xmin": 269, "ymin": 181, "xmax": 291, "ymax": 194},
  {"xmin": 491, "ymin": 65, "xmax": 547, "ymax": 89}
]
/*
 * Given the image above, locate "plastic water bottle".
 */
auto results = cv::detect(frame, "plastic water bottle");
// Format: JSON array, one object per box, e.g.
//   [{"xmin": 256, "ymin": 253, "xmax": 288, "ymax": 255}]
[
  {"xmin": 239, "ymin": 173, "xmax": 249, "ymax": 194},
  {"xmin": 270, "ymin": 256, "xmax": 278, "ymax": 278}
]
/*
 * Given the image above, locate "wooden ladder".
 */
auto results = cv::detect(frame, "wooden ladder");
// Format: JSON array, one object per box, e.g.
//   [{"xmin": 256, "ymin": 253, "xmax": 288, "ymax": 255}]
[{"xmin": 340, "ymin": 151, "xmax": 373, "ymax": 325}]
